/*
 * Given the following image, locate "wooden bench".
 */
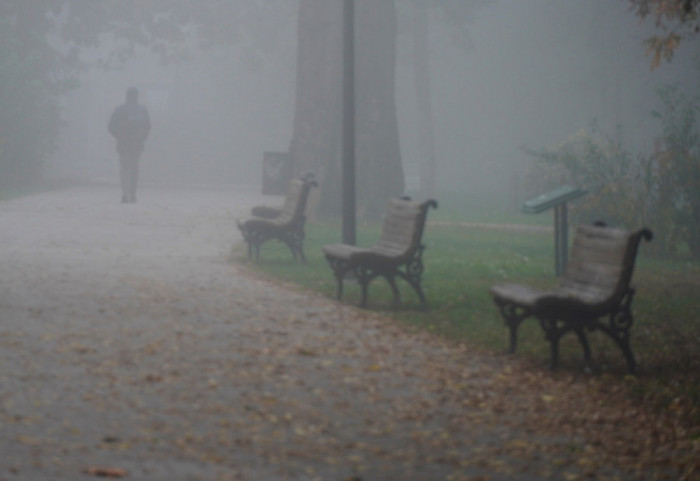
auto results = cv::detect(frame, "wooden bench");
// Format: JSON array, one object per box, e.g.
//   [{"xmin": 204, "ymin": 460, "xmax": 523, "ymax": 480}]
[
  {"xmin": 490, "ymin": 223, "xmax": 652, "ymax": 373},
  {"xmin": 237, "ymin": 175, "xmax": 317, "ymax": 262},
  {"xmin": 323, "ymin": 197, "xmax": 438, "ymax": 308}
]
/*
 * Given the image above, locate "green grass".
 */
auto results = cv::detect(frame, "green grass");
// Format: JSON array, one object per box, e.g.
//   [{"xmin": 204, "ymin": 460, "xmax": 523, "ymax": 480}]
[
  {"xmin": 234, "ymin": 204, "xmax": 700, "ymax": 420},
  {"xmin": 412, "ymin": 189, "xmax": 553, "ymax": 226}
]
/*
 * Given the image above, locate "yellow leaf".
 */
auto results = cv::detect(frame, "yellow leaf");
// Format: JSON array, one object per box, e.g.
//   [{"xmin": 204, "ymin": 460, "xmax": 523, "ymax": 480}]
[
  {"xmin": 509, "ymin": 439, "xmax": 532, "ymax": 449},
  {"xmin": 17, "ymin": 434, "xmax": 41, "ymax": 446}
]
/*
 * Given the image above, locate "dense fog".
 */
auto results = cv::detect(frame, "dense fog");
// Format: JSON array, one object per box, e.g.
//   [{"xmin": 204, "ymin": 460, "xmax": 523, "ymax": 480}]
[
  {"xmin": 48, "ymin": 0, "xmax": 699, "ymax": 198},
  {"xmin": 421, "ymin": 1, "xmax": 698, "ymax": 195}
]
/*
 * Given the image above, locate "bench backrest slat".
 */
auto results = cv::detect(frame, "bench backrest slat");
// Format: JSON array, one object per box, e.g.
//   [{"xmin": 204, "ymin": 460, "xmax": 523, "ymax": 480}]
[
  {"xmin": 277, "ymin": 177, "xmax": 316, "ymax": 224},
  {"xmin": 374, "ymin": 197, "xmax": 436, "ymax": 259},
  {"xmin": 559, "ymin": 224, "xmax": 651, "ymax": 307}
]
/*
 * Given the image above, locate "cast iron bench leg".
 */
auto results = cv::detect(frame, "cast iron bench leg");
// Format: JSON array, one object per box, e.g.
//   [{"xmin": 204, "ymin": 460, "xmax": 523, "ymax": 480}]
[
  {"xmin": 386, "ymin": 275, "xmax": 401, "ymax": 307},
  {"xmin": 540, "ymin": 317, "xmax": 563, "ymax": 370},
  {"xmin": 496, "ymin": 302, "xmax": 532, "ymax": 354},
  {"xmin": 573, "ymin": 325, "xmax": 593, "ymax": 369},
  {"xmin": 331, "ymin": 263, "xmax": 346, "ymax": 300},
  {"xmin": 357, "ymin": 266, "xmax": 372, "ymax": 308},
  {"xmin": 595, "ymin": 322, "xmax": 637, "ymax": 374}
]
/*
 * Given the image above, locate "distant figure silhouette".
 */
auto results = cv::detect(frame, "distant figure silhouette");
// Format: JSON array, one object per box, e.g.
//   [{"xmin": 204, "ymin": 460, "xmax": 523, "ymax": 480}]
[{"xmin": 108, "ymin": 87, "xmax": 151, "ymax": 203}]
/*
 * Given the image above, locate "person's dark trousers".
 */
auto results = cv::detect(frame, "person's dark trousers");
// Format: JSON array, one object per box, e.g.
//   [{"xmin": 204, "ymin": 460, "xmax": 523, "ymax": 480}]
[{"xmin": 118, "ymin": 152, "xmax": 140, "ymax": 203}]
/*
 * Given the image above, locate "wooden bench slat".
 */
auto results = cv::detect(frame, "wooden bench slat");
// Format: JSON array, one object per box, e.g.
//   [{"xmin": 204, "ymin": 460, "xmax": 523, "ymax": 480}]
[
  {"xmin": 570, "ymin": 243, "xmax": 627, "ymax": 265},
  {"xmin": 563, "ymin": 264, "xmax": 622, "ymax": 289}
]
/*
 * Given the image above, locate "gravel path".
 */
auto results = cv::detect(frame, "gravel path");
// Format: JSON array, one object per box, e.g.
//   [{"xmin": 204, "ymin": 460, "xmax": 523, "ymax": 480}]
[{"xmin": 0, "ymin": 185, "xmax": 643, "ymax": 481}]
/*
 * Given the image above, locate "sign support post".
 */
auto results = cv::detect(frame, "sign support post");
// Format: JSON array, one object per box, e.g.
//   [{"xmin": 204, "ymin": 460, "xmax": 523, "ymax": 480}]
[{"xmin": 522, "ymin": 185, "xmax": 586, "ymax": 276}]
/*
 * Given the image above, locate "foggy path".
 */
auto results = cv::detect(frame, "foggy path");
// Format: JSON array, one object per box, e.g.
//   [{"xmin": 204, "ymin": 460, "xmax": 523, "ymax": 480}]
[{"xmin": 0, "ymin": 185, "xmax": 638, "ymax": 481}]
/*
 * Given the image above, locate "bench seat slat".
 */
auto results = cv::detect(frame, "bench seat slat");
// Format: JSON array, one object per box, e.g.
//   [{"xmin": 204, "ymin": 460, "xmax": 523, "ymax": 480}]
[{"xmin": 489, "ymin": 283, "xmax": 546, "ymax": 308}]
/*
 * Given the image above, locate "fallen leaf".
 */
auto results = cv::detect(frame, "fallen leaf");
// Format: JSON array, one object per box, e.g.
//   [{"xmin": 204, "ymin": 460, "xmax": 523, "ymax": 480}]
[{"xmin": 82, "ymin": 466, "xmax": 128, "ymax": 478}]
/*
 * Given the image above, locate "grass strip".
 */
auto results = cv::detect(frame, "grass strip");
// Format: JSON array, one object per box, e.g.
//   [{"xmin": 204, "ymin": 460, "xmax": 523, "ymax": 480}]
[{"xmin": 233, "ymin": 218, "xmax": 700, "ymax": 421}]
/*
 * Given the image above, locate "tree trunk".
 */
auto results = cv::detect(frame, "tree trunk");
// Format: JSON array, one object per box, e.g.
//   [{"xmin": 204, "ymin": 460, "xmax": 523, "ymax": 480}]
[
  {"xmin": 289, "ymin": 0, "xmax": 343, "ymax": 217},
  {"xmin": 354, "ymin": 0, "xmax": 404, "ymax": 219},
  {"xmin": 411, "ymin": 4, "xmax": 437, "ymax": 199},
  {"xmin": 289, "ymin": 0, "xmax": 403, "ymax": 221}
]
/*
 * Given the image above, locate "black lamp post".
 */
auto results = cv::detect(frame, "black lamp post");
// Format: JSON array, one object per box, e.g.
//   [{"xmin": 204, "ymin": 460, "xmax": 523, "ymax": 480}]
[{"xmin": 342, "ymin": 0, "xmax": 356, "ymax": 245}]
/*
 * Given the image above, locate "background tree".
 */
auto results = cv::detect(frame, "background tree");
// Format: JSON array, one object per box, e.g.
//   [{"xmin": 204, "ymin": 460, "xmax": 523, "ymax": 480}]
[
  {"xmin": 399, "ymin": 0, "xmax": 487, "ymax": 199},
  {"xmin": 0, "ymin": 2, "xmax": 77, "ymax": 186},
  {"xmin": 0, "ymin": 0, "xmax": 293, "ymax": 187},
  {"xmin": 289, "ymin": 0, "xmax": 403, "ymax": 220},
  {"xmin": 524, "ymin": 78, "xmax": 700, "ymax": 259},
  {"xmin": 404, "ymin": 2, "xmax": 437, "ymax": 199},
  {"xmin": 651, "ymin": 84, "xmax": 700, "ymax": 257},
  {"xmin": 628, "ymin": 0, "xmax": 700, "ymax": 68}
]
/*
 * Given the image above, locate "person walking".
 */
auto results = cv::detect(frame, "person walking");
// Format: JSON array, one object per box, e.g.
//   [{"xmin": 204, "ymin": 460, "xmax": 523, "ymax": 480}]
[{"xmin": 108, "ymin": 87, "xmax": 151, "ymax": 204}]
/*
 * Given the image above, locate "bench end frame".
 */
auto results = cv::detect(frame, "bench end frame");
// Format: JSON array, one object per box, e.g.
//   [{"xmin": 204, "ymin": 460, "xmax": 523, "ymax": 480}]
[
  {"xmin": 324, "ymin": 198, "xmax": 437, "ymax": 309},
  {"xmin": 490, "ymin": 224, "xmax": 653, "ymax": 373}
]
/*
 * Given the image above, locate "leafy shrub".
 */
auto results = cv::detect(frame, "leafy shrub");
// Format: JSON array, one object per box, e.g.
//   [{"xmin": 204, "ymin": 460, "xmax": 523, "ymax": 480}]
[
  {"xmin": 650, "ymin": 85, "xmax": 700, "ymax": 258},
  {"xmin": 0, "ymin": 16, "xmax": 75, "ymax": 187},
  {"xmin": 524, "ymin": 84, "xmax": 699, "ymax": 258},
  {"xmin": 523, "ymin": 124, "xmax": 654, "ymax": 229}
]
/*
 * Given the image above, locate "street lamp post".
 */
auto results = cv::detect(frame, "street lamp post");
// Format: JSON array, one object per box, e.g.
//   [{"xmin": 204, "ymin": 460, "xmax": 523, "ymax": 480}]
[{"xmin": 342, "ymin": 0, "xmax": 356, "ymax": 245}]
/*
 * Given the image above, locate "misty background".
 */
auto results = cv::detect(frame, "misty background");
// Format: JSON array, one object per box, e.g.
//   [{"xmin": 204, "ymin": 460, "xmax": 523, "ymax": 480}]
[{"xmin": 44, "ymin": 1, "xmax": 699, "ymax": 198}]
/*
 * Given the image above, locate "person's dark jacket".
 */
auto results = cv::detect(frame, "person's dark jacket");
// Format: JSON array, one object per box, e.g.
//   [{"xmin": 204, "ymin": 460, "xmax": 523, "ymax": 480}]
[{"xmin": 108, "ymin": 99, "xmax": 151, "ymax": 155}]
